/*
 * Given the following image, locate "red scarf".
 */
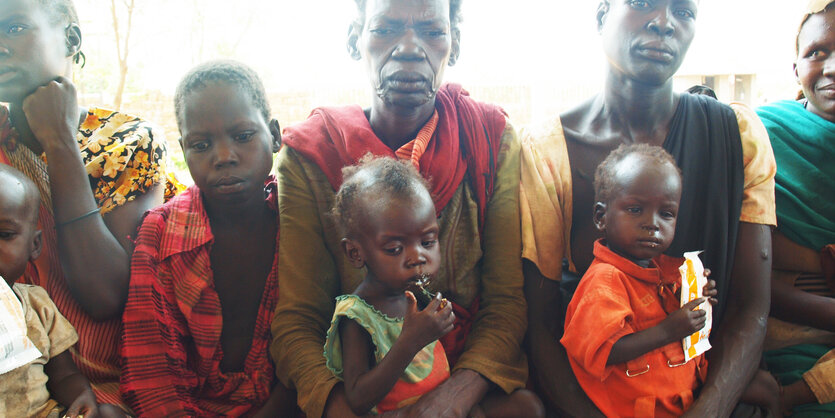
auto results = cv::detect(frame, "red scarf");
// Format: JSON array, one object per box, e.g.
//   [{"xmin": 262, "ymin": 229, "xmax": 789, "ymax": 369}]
[{"xmin": 282, "ymin": 83, "xmax": 506, "ymax": 232}]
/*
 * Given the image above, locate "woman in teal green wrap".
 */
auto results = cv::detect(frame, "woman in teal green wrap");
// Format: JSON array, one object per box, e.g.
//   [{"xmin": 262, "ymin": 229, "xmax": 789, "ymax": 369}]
[{"xmin": 757, "ymin": 1, "xmax": 835, "ymax": 415}]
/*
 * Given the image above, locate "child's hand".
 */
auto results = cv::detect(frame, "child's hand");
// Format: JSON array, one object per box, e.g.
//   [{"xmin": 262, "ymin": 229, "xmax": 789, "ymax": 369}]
[
  {"xmin": 702, "ymin": 269, "xmax": 718, "ymax": 306},
  {"xmin": 660, "ymin": 298, "xmax": 708, "ymax": 342},
  {"xmin": 63, "ymin": 389, "xmax": 99, "ymax": 418},
  {"xmin": 401, "ymin": 291, "xmax": 455, "ymax": 351}
]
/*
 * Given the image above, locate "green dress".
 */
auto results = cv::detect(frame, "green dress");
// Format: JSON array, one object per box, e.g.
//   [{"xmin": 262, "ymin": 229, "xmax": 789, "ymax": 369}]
[{"xmin": 323, "ymin": 295, "xmax": 450, "ymax": 414}]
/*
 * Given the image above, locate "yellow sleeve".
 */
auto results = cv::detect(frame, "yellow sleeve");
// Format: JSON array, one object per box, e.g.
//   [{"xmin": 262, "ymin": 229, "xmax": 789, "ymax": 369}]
[
  {"xmin": 519, "ymin": 118, "xmax": 573, "ymax": 280},
  {"xmin": 454, "ymin": 122, "xmax": 528, "ymax": 392},
  {"xmin": 730, "ymin": 102, "xmax": 777, "ymax": 226},
  {"xmin": 270, "ymin": 147, "xmax": 341, "ymax": 418},
  {"xmin": 803, "ymin": 348, "xmax": 835, "ymax": 404},
  {"xmin": 80, "ymin": 109, "xmax": 170, "ymax": 214}
]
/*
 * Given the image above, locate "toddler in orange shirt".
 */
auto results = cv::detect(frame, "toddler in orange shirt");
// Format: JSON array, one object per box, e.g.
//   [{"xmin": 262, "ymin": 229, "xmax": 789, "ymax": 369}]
[{"xmin": 561, "ymin": 144, "xmax": 775, "ymax": 417}]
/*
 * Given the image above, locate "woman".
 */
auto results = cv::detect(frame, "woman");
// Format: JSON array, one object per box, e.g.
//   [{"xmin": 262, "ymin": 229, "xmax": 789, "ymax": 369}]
[
  {"xmin": 757, "ymin": 1, "xmax": 835, "ymax": 415},
  {"xmin": 0, "ymin": 0, "xmax": 176, "ymax": 408},
  {"xmin": 520, "ymin": 0, "xmax": 778, "ymax": 415},
  {"xmin": 270, "ymin": 0, "xmax": 542, "ymax": 416}
]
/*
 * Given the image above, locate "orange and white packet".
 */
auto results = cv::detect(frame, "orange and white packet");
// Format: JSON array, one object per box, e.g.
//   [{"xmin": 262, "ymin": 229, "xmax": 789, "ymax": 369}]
[
  {"xmin": 679, "ymin": 251, "xmax": 712, "ymax": 362},
  {"xmin": 0, "ymin": 276, "xmax": 41, "ymax": 375}
]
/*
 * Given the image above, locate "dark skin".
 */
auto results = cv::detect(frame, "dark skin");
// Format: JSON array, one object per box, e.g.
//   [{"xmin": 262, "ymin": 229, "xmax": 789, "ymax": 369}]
[
  {"xmin": 0, "ymin": 179, "xmax": 120, "ymax": 417},
  {"xmin": 43, "ymin": 351, "xmax": 107, "ymax": 418},
  {"xmin": 767, "ymin": 9, "xmax": 835, "ymax": 413},
  {"xmin": 328, "ymin": 0, "xmax": 514, "ymax": 416},
  {"xmin": 588, "ymin": 157, "xmax": 717, "ymax": 365},
  {"xmin": 525, "ymin": 0, "xmax": 773, "ymax": 416},
  {"xmin": 340, "ymin": 294, "xmax": 453, "ymax": 415},
  {"xmin": 770, "ymin": 232, "xmax": 835, "ymax": 332},
  {"xmin": 767, "ymin": 234, "xmax": 834, "ymax": 414},
  {"xmin": 346, "ymin": 0, "xmax": 460, "ymax": 150},
  {"xmin": 338, "ymin": 190, "xmax": 454, "ymax": 415},
  {"xmin": 179, "ymin": 81, "xmax": 292, "ymax": 415},
  {"xmin": 0, "ymin": 0, "xmax": 165, "ymax": 320},
  {"xmin": 337, "ymin": 189, "xmax": 543, "ymax": 418}
]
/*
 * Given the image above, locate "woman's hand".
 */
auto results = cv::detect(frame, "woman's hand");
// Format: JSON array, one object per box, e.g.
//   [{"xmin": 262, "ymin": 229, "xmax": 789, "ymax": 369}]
[
  {"xmin": 400, "ymin": 291, "xmax": 455, "ymax": 351},
  {"xmin": 21, "ymin": 76, "xmax": 80, "ymax": 153}
]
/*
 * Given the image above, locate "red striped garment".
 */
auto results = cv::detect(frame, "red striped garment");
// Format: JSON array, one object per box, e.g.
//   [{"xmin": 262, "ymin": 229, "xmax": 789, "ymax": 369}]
[{"xmin": 120, "ymin": 179, "xmax": 279, "ymax": 417}]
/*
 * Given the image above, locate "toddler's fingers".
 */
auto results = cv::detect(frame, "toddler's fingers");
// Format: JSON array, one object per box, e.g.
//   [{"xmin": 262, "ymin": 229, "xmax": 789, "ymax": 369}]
[
  {"xmin": 436, "ymin": 298, "xmax": 453, "ymax": 316},
  {"xmin": 405, "ymin": 291, "xmax": 419, "ymax": 314},
  {"xmin": 683, "ymin": 298, "xmax": 705, "ymax": 311},
  {"xmin": 702, "ymin": 279, "xmax": 717, "ymax": 294},
  {"xmin": 703, "ymin": 268, "xmax": 712, "ymax": 278},
  {"xmin": 441, "ymin": 319, "xmax": 455, "ymax": 335},
  {"xmin": 424, "ymin": 292, "xmax": 442, "ymax": 312},
  {"xmin": 708, "ymin": 297, "xmax": 719, "ymax": 306}
]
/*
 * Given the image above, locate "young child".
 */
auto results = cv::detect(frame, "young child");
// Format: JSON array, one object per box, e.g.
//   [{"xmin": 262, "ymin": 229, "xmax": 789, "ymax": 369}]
[
  {"xmin": 0, "ymin": 165, "xmax": 120, "ymax": 417},
  {"xmin": 120, "ymin": 60, "xmax": 295, "ymax": 417},
  {"xmin": 323, "ymin": 156, "xmax": 543, "ymax": 417},
  {"xmin": 561, "ymin": 144, "xmax": 712, "ymax": 417},
  {"xmin": 561, "ymin": 144, "xmax": 778, "ymax": 417},
  {"xmin": 323, "ymin": 156, "xmax": 455, "ymax": 415}
]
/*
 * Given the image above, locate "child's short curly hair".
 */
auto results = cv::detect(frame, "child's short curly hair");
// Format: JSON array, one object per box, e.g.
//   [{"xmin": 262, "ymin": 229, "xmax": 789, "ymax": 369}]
[
  {"xmin": 174, "ymin": 60, "xmax": 270, "ymax": 130},
  {"xmin": 594, "ymin": 143, "xmax": 681, "ymax": 204},
  {"xmin": 332, "ymin": 154, "xmax": 432, "ymax": 238}
]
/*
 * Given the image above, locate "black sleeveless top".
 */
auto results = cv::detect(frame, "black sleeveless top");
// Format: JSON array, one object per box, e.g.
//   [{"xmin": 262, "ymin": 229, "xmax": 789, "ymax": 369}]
[{"xmin": 663, "ymin": 93, "xmax": 744, "ymax": 320}]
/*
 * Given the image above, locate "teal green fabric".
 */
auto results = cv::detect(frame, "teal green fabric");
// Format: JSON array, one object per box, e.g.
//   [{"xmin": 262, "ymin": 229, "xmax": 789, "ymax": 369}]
[
  {"xmin": 757, "ymin": 100, "xmax": 835, "ymax": 251},
  {"xmin": 765, "ymin": 344, "xmax": 835, "ymax": 417}
]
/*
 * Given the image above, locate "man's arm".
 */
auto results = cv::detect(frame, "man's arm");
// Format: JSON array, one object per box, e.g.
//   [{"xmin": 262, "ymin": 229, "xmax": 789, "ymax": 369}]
[
  {"xmin": 524, "ymin": 260, "xmax": 603, "ymax": 417},
  {"xmin": 684, "ymin": 222, "xmax": 772, "ymax": 416}
]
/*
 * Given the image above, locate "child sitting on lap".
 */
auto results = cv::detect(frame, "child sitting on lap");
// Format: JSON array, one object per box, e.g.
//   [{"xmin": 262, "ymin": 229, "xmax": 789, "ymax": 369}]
[
  {"xmin": 0, "ymin": 165, "xmax": 121, "ymax": 417},
  {"xmin": 323, "ymin": 156, "xmax": 455, "ymax": 415},
  {"xmin": 561, "ymin": 144, "xmax": 776, "ymax": 417},
  {"xmin": 324, "ymin": 156, "xmax": 541, "ymax": 416}
]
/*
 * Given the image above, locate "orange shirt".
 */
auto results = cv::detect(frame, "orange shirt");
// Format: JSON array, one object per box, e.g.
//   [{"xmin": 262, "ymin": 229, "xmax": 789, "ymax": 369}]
[{"xmin": 562, "ymin": 240, "xmax": 707, "ymax": 417}]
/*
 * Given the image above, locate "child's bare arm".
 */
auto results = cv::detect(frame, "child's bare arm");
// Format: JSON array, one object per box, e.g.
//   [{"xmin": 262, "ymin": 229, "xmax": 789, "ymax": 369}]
[
  {"xmin": 341, "ymin": 292, "xmax": 454, "ymax": 415},
  {"xmin": 607, "ymin": 298, "xmax": 707, "ymax": 366},
  {"xmin": 44, "ymin": 350, "xmax": 99, "ymax": 417}
]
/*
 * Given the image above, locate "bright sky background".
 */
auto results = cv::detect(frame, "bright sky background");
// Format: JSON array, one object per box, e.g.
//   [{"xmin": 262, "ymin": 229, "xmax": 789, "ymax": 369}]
[
  {"xmin": 75, "ymin": 1, "xmax": 805, "ymax": 96},
  {"xmin": 68, "ymin": 0, "xmax": 807, "ymax": 183}
]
